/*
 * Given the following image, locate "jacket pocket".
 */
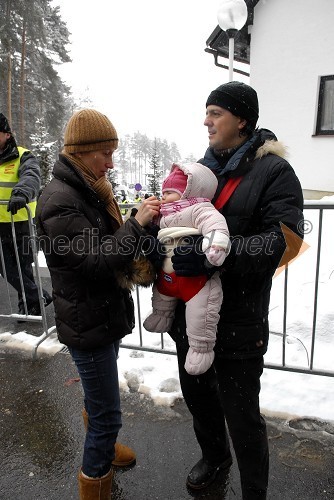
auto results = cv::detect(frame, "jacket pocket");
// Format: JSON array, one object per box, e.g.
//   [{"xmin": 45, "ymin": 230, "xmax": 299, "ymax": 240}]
[
  {"xmin": 215, "ymin": 320, "xmax": 269, "ymax": 358},
  {"xmin": 107, "ymin": 289, "xmax": 135, "ymax": 335}
]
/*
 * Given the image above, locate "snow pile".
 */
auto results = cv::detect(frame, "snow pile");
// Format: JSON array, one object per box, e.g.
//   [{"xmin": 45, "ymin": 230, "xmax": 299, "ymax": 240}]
[{"xmin": 0, "ymin": 330, "xmax": 63, "ymax": 357}]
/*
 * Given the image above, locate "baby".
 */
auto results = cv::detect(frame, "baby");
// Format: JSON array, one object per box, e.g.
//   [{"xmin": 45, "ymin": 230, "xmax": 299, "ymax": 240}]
[{"xmin": 143, "ymin": 162, "xmax": 230, "ymax": 375}]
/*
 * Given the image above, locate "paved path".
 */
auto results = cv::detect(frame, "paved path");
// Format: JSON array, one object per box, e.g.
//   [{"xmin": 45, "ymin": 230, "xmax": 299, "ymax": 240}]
[
  {"xmin": 0, "ymin": 348, "xmax": 334, "ymax": 499},
  {"xmin": 0, "ymin": 278, "xmax": 334, "ymax": 499}
]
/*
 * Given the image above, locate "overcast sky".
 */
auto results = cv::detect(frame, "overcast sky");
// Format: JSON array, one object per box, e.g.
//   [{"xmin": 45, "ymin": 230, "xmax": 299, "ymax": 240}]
[{"xmin": 51, "ymin": 0, "xmax": 249, "ymax": 160}]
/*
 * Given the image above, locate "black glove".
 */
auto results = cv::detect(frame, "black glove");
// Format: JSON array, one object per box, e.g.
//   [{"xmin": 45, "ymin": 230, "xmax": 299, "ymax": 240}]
[
  {"xmin": 171, "ymin": 235, "xmax": 216, "ymax": 277},
  {"xmin": 141, "ymin": 234, "xmax": 166, "ymax": 271},
  {"xmin": 7, "ymin": 193, "xmax": 27, "ymax": 215}
]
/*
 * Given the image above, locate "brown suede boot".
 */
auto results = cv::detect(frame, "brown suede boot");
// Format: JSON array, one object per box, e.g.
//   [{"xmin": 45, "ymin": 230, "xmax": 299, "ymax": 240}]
[
  {"xmin": 82, "ymin": 409, "xmax": 136, "ymax": 467},
  {"xmin": 82, "ymin": 408, "xmax": 89, "ymax": 430},
  {"xmin": 112, "ymin": 442, "xmax": 136, "ymax": 466},
  {"xmin": 78, "ymin": 469, "xmax": 112, "ymax": 500}
]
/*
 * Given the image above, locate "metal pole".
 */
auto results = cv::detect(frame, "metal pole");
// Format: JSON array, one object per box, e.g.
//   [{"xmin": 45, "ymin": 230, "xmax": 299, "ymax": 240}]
[
  {"xmin": 228, "ymin": 36, "xmax": 234, "ymax": 82},
  {"xmin": 226, "ymin": 29, "xmax": 237, "ymax": 82}
]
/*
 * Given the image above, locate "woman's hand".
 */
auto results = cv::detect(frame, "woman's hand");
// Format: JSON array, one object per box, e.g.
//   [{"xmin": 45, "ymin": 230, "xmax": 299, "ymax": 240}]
[{"xmin": 134, "ymin": 196, "xmax": 160, "ymax": 227}]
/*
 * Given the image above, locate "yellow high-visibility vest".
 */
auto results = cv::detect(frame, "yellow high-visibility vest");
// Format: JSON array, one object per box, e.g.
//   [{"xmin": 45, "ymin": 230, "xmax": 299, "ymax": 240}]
[
  {"xmin": 120, "ymin": 199, "xmax": 129, "ymax": 216},
  {"xmin": 0, "ymin": 146, "xmax": 37, "ymax": 222}
]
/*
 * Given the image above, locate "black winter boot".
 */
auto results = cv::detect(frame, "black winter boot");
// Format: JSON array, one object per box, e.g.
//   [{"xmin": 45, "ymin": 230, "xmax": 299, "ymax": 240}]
[{"xmin": 186, "ymin": 456, "xmax": 232, "ymax": 490}]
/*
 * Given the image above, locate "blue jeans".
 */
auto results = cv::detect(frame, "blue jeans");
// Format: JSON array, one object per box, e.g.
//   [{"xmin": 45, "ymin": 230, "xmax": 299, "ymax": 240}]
[{"xmin": 69, "ymin": 342, "xmax": 122, "ymax": 477}]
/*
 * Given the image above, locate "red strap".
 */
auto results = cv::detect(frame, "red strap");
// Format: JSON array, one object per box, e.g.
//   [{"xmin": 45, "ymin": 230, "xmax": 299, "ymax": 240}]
[{"xmin": 214, "ymin": 177, "xmax": 243, "ymax": 210}]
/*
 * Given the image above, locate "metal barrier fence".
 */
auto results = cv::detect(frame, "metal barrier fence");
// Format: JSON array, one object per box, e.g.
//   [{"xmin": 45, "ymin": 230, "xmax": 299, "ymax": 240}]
[
  {"xmin": 262, "ymin": 201, "xmax": 334, "ymax": 377},
  {"xmin": 121, "ymin": 202, "xmax": 334, "ymax": 378},
  {"xmin": 1, "ymin": 199, "xmax": 333, "ymax": 377},
  {"xmin": 0, "ymin": 200, "xmax": 56, "ymax": 359}
]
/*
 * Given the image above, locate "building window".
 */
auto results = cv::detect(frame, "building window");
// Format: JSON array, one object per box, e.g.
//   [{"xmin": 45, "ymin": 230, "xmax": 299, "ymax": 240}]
[{"xmin": 316, "ymin": 75, "xmax": 334, "ymax": 135}]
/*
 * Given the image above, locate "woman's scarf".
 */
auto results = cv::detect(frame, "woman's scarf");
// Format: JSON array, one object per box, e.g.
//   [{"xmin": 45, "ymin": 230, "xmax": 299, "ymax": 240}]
[
  {"xmin": 60, "ymin": 153, "xmax": 156, "ymax": 289},
  {"xmin": 62, "ymin": 152, "xmax": 123, "ymax": 227}
]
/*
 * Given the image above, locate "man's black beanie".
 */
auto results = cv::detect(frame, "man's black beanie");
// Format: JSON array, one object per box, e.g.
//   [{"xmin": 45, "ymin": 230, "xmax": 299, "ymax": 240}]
[
  {"xmin": 0, "ymin": 113, "xmax": 12, "ymax": 133},
  {"xmin": 206, "ymin": 81, "xmax": 259, "ymax": 128}
]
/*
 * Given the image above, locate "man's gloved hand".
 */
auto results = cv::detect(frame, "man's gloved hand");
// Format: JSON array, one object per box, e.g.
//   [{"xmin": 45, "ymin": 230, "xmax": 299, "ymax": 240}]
[
  {"xmin": 141, "ymin": 234, "xmax": 166, "ymax": 271},
  {"xmin": 171, "ymin": 235, "xmax": 216, "ymax": 277},
  {"xmin": 7, "ymin": 193, "xmax": 27, "ymax": 215}
]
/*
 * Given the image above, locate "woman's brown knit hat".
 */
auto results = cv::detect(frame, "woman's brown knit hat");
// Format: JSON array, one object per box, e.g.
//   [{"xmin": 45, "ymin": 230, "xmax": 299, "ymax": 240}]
[{"xmin": 63, "ymin": 109, "xmax": 118, "ymax": 153}]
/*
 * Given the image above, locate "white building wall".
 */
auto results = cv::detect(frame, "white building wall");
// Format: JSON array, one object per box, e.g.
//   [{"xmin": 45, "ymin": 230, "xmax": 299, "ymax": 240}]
[{"xmin": 249, "ymin": 0, "xmax": 334, "ymax": 192}]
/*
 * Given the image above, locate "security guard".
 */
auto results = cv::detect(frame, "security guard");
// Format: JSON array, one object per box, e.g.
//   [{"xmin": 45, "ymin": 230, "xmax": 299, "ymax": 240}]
[
  {"xmin": 0, "ymin": 113, "xmax": 52, "ymax": 316},
  {"xmin": 120, "ymin": 194, "xmax": 129, "ymax": 217}
]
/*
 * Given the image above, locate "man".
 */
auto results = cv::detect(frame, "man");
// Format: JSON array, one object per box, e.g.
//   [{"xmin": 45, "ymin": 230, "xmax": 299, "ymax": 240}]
[
  {"xmin": 0, "ymin": 113, "xmax": 52, "ymax": 316},
  {"xmin": 169, "ymin": 82, "xmax": 304, "ymax": 500}
]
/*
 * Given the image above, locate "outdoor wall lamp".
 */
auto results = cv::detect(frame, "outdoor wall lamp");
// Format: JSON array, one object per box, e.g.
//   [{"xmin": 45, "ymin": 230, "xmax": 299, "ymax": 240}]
[{"xmin": 217, "ymin": 0, "xmax": 248, "ymax": 81}]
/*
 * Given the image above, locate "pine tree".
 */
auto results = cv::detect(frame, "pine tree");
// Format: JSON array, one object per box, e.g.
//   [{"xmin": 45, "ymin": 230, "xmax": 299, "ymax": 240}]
[
  {"xmin": 170, "ymin": 142, "xmax": 181, "ymax": 164},
  {"xmin": 106, "ymin": 168, "xmax": 118, "ymax": 194},
  {"xmin": 30, "ymin": 118, "xmax": 58, "ymax": 189},
  {"xmin": 184, "ymin": 153, "xmax": 197, "ymax": 162},
  {"xmin": 0, "ymin": 0, "xmax": 72, "ymax": 146},
  {"xmin": 147, "ymin": 139, "xmax": 164, "ymax": 198}
]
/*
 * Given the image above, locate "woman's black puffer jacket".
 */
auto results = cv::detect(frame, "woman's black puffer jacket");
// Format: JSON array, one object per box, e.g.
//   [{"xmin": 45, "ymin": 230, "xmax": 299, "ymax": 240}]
[{"xmin": 36, "ymin": 155, "xmax": 147, "ymax": 350}]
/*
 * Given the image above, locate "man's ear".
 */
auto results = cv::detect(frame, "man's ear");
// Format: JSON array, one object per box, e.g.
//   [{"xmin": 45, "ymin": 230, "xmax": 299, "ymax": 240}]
[{"xmin": 238, "ymin": 118, "xmax": 247, "ymax": 131}]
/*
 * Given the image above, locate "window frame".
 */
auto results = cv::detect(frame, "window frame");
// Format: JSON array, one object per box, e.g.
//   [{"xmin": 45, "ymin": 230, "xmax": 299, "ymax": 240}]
[{"xmin": 315, "ymin": 75, "xmax": 334, "ymax": 136}]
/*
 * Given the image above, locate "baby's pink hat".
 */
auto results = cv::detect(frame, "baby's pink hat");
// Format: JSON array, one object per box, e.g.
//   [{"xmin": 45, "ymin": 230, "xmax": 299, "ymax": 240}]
[{"xmin": 162, "ymin": 166, "xmax": 188, "ymax": 196}]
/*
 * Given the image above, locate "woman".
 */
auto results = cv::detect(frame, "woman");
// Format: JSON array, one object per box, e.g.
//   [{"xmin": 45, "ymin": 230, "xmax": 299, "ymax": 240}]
[{"xmin": 36, "ymin": 109, "xmax": 160, "ymax": 499}]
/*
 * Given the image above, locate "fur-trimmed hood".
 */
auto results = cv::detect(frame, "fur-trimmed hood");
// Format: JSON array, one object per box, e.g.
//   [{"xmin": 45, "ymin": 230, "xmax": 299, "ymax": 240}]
[{"xmin": 255, "ymin": 138, "xmax": 287, "ymax": 160}]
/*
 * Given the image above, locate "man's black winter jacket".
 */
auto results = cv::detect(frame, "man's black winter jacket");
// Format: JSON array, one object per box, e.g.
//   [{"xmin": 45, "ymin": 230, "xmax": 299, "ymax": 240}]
[{"xmin": 170, "ymin": 129, "xmax": 304, "ymax": 359}]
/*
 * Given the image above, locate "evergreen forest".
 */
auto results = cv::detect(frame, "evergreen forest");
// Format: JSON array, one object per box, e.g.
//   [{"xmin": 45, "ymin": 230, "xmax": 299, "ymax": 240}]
[{"xmin": 0, "ymin": 0, "xmax": 195, "ymax": 191}]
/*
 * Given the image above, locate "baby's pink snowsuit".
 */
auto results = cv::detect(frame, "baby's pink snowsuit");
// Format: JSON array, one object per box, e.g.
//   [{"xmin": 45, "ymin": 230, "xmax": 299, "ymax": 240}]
[{"xmin": 143, "ymin": 163, "xmax": 230, "ymax": 375}]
